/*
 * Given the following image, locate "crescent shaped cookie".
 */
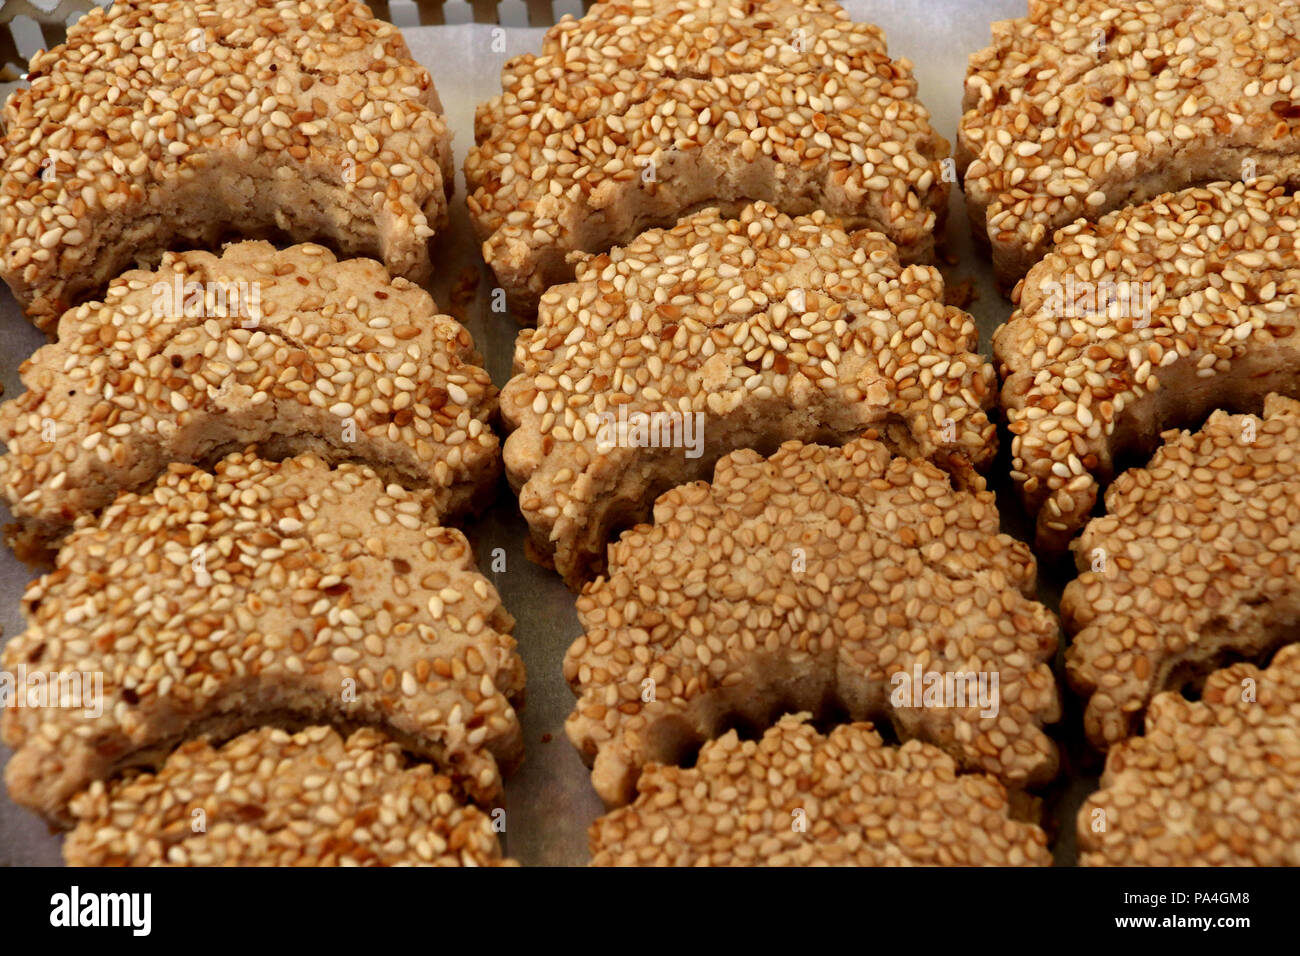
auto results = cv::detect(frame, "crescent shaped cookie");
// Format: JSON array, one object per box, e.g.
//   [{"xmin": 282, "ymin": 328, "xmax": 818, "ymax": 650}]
[
  {"xmin": 564, "ymin": 437, "xmax": 1061, "ymax": 808},
  {"xmin": 590, "ymin": 713, "xmax": 1052, "ymax": 866},
  {"xmin": 65, "ymin": 726, "xmax": 514, "ymax": 866},
  {"xmin": 959, "ymin": 0, "xmax": 1300, "ymax": 289},
  {"xmin": 995, "ymin": 180, "xmax": 1300, "ymax": 553},
  {"xmin": 0, "ymin": 241, "xmax": 498, "ymax": 561},
  {"xmin": 1079, "ymin": 645, "xmax": 1300, "ymax": 866},
  {"xmin": 1, "ymin": 452, "xmax": 525, "ymax": 823},
  {"xmin": 0, "ymin": 0, "xmax": 454, "ymax": 332},
  {"xmin": 466, "ymin": 0, "xmax": 949, "ymax": 313},
  {"xmin": 1063, "ymin": 394, "xmax": 1300, "ymax": 750},
  {"xmin": 502, "ymin": 202, "xmax": 997, "ymax": 588}
]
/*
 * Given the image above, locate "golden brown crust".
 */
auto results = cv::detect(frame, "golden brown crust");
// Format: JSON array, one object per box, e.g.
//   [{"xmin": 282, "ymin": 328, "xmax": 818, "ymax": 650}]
[
  {"xmin": 65, "ymin": 726, "xmax": 514, "ymax": 866},
  {"xmin": 466, "ymin": 0, "xmax": 949, "ymax": 313},
  {"xmin": 590, "ymin": 713, "xmax": 1052, "ymax": 866},
  {"xmin": 0, "ymin": 0, "xmax": 454, "ymax": 332},
  {"xmin": 565, "ymin": 437, "xmax": 1061, "ymax": 807},
  {"xmin": 1063, "ymin": 393, "xmax": 1300, "ymax": 750},
  {"xmin": 501, "ymin": 202, "xmax": 997, "ymax": 588},
  {"xmin": 2, "ymin": 452, "xmax": 525, "ymax": 824},
  {"xmin": 1079, "ymin": 645, "xmax": 1300, "ymax": 866},
  {"xmin": 0, "ymin": 241, "xmax": 499, "ymax": 559},
  {"xmin": 995, "ymin": 180, "xmax": 1300, "ymax": 553},
  {"xmin": 960, "ymin": 0, "xmax": 1300, "ymax": 290}
]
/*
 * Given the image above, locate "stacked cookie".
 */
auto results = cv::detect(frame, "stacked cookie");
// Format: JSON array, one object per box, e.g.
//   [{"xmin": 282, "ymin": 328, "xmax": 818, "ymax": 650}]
[
  {"xmin": 2, "ymin": 0, "xmax": 456, "ymax": 334},
  {"xmin": 1080, "ymin": 645, "xmax": 1300, "ymax": 867},
  {"xmin": 992, "ymin": 180, "xmax": 1300, "ymax": 553},
  {"xmin": 467, "ymin": 0, "xmax": 951, "ymax": 314},
  {"xmin": 1066, "ymin": 397, "xmax": 1300, "ymax": 863},
  {"xmin": 590, "ymin": 714, "xmax": 1051, "ymax": 866},
  {"xmin": 0, "ymin": 242, "xmax": 501, "ymax": 560},
  {"xmin": 959, "ymin": 0, "xmax": 1300, "ymax": 290},
  {"xmin": 501, "ymin": 201, "xmax": 998, "ymax": 586},
  {"xmin": 0, "ymin": 1, "xmax": 516, "ymax": 866}
]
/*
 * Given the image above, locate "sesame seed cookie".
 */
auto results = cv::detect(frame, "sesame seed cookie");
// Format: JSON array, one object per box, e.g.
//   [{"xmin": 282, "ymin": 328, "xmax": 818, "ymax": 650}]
[
  {"xmin": 1078, "ymin": 644, "xmax": 1300, "ymax": 866},
  {"xmin": 466, "ymin": 0, "xmax": 950, "ymax": 314},
  {"xmin": 959, "ymin": 0, "xmax": 1300, "ymax": 291},
  {"xmin": 0, "ymin": 0, "xmax": 454, "ymax": 333},
  {"xmin": 589, "ymin": 713, "xmax": 1051, "ymax": 866},
  {"xmin": 502, "ymin": 202, "xmax": 998, "ymax": 588},
  {"xmin": 65, "ymin": 726, "xmax": 514, "ymax": 866},
  {"xmin": 1, "ymin": 452, "xmax": 525, "ymax": 824},
  {"xmin": 1063, "ymin": 394, "xmax": 1300, "ymax": 750},
  {"xmin": 996, "ymin": 180, "xmax": 1300, "ymax": 554},
  {"xmin": 0, "ymin": 241, "xmax": 498, "ymax": 561},
  {"xmin": 564, "ymin": 437, "xmax": 1061, "ymax": 808}
]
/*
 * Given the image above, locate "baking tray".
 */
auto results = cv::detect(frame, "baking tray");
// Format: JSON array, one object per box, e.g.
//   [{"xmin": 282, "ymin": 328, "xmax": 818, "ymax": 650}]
[{"xmin": 0, "ymin": 0, "xmax": 1097, "ymax": 867}]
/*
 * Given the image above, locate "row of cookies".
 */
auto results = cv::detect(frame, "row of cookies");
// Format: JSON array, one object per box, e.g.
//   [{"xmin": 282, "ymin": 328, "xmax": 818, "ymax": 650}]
[
  {"xmin": 0, "ymin": 0, "xmax": 1060, "ymax": 865},
  {"xmin": 466, "ymin": 0, "xmax": 1300, "ymax": 864},
  {"xmin": 467, "ymin": 0, "xmax": 1056, "ymax": 864},
  {"xmin": 459, "ymin": 0, "xmax": 1067, "ymax": 863},
  {"xmin": 962, "ymin": 1, "xmax": 1300, "ymax": 862},
  {"xmin": 501, "ymin": 199, "xmax": 1300, "ymax": 864},
  {"xmin": 45, "ymin": 392, "xmax": 1300, "ymax": 865},
  {"xmin": 0, "ymin": 249, "xmax": 528, "ymax": 863},
  {"xmin": 2, "ymin": 0, "xmax": 1298, "ymax": 865},
  {"xmin": 0, "ymin": 1, "xmax": 524, "ymax": 865}
]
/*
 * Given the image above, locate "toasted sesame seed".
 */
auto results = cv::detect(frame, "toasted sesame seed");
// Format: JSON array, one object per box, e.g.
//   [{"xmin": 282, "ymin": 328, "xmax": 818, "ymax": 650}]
[
  {"xmin": 64, "ymin": 726, "xmax": 516, "ymax": 866},
  {"xmin": 591, "ymin": 714, "xmax": 1051, "ymax": 866},
  {"xmin": 565, "ymin": 436, "xmax": 1060, "ymax": 806},
  {"xmin": 501, "ymin": 201, "xmax": 997, "ymax": 587},
  {"xmin": 466, "ymin": 0, "xmax": 949, "ymax": 312},
  {"xmin": 996, "ymin": 179, "xmax": 1300, "ymax": 552},
  {"xmin": 0, "ymin": 0, "xmax": 454, "ymax": 332},
  {"xmin": 0, "ymin": 242, "xmax": 500, "ymax": 557},
  {"xmin": 0, "ymin": 452, "xmax": 524, "ymax": 823}
]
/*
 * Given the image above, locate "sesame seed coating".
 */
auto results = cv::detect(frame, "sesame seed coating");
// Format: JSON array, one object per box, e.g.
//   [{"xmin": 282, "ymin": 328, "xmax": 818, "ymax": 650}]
[
  {"xmin": 466, "ymin": 0, "xmax": 949, "ymax": 313},
  {"xmin": 502, "ymin": 201, "xmax": 998, "ymax": 588},
  {"xmin": 65, "ymin": 726, "xmax": 514, "ymax": 866},
  {"xmin": 996, "ymin": 179, "xmax": 1300, "ymax": 553},
  {"xmin": 1079, "ymin": 644, "xmax": 1300, "ymax": 866},
  {"xmin": 565, "ymin": 437, "xmax": 1061, "ymax": 808},
  {"xmin": 959, "ymin": 0, "xmax": 1300, "ymax": 289},
  {"xmin": 0, "ymin": 241, "xmax": 499, "ymax": 560},
  {"xmin": 1063, "ymin": 393, "xmax": 1300, "ymax": 750},
  {"xmin": 2, "ymin": 452, "xmax": 525, "ymax": 824},
  {"xmin": 0, "ymin": 0, "xmax": 454, "ymax": 333},
  {"xmin": 590, "ymin": 713, "xmax": 1051, "ymax": 866}
]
